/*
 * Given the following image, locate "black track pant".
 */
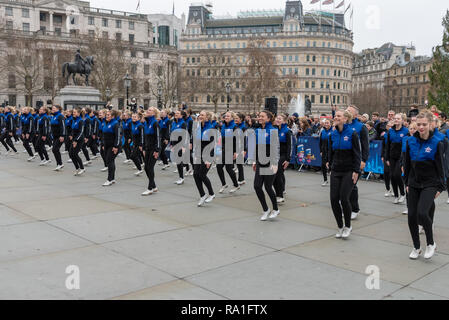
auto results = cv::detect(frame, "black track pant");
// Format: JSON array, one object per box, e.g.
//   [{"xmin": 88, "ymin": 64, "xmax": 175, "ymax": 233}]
[
  {"xmin": 274, "ymin": 155, "xmax": 288, "ymax": 198},
  {"xmin": 349, "ymin": 176, "xmax": 360, "ymax": 213},
  {"xmin": 144, "ymin": 150, "xmax": 157, "ymax": 190},
  {"xmin": 100, "ymin": 144, "xmax": 107, "ymax": 167},
  {"xmin": 36, "ymin": 137, "xmax": 49, "ymax": 161},
  {"xmin": 217, "ymin": 163, "xmax": 238, "ymax": 187},
  {"xmin": 160, "ymin": 141, "xmax": 169, "ymax": 165},
  {"xmin": 194, "ymin": 163, "xmax": 214, "ymax": 197},
  {"xmin": 330, "ymin": 171, "xmax": 355, "ymax": 229},
  {"xmin": 383, "ymin": 159, "xmax": 391, "ymax": 191},
  {"xmin": 408, "ymin": 186, "xmax": 437, "ymax": 249},
  {"xmin": 87, "ymin": 137, "xmax": 99, "ymax": 156},
  {"xmin": 130, "ymin": 146, "xmax": 142, "ymax": 171},
  {"xmin": 23, "ymin": 136, "xmax": 34, "ymax": 157},
  {"xmin": 0, "ymin": 133, "xmax": 9, "ymax": 151},
  {"xmin": 123, "ymin": 137, "xmax": 131, "ymax": 160},
  {"xmin": 69, "ymin": 141, "xmax": 84, "ymax": 170},
  {"xmin": 65, "ymin": 136, "xmax": 71, "ymax": 152},
  {"xmin": 52, "ymin": 137, "xmax": 64, "ymax": 166},
  {"xmin": 390, "ymin": 158, "xmax": 405, "ymax": 198},
  {"xmin": 322, "ymin": 162, "xmax": 328, "ymax": 182},
  {"xmin": 2, "ymin": 133, "xmax": 17, "ymax": 152},
  {"xmin": 81, "ymin": 141, "xmax": 90, "ymax": 161},
  {"xmin": 105, "ymin": 146, "xmax": 118, "ymax": 182},
  {"xmin": 254, "ymin": 165, "xmax": 278, "ymax": 212}
]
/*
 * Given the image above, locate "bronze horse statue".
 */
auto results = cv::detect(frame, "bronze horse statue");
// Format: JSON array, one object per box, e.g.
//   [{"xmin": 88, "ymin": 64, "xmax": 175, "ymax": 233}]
[{"xmin": 62, "ymin": 56, "xmax": 94, "ymax": 86}]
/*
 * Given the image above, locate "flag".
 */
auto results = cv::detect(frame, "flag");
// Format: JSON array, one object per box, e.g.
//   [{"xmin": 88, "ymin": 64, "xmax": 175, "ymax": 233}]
[
  {"xmin": 136, "ymin": 0, "xmax": 140, "ymax": 10},
  {"xmin": 336, "ymin": 0, "xmax": 345, "ymax": 9},
  {"xmin": 322, "ymin": 0, "xmax": 334, "ymax": 5},
  {"xmin": 310, "ymin": 0, "xmax": 320, "ymax": 4},
  {"xmin": 344, "ymin": 3, "xmax": 351, "ymax": 14}
]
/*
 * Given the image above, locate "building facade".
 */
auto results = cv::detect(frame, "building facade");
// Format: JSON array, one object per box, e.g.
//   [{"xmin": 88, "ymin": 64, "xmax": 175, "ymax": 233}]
[
  {"xmin": 384, "ymin": 54, "xmax": 432, "ymax": 113},
  {"xmin": 148, "ymin": 13, "xmax": 185, "ymax": 49},
  {"xmin": 180, "ymin": 0, "xmax": 354, "ymax": 114},
  {"xmin": 0, "ymin": 0, "xmax": 178, "ymax": 109},
  {"xmin": 353, "ymin": 42, "xmax": 416, "ymax": 93}
]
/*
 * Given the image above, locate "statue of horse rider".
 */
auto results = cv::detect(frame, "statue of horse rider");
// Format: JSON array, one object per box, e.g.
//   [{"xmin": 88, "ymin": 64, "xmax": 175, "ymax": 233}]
[{"xmin": 75, "ymin": 49, "xmax": 86, "ymax": 74}]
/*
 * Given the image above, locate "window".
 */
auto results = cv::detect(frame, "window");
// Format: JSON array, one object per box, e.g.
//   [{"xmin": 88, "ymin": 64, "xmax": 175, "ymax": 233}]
[
  {"xmin": 129, "ymin": 34, "xmax": 135, "ymax": 44},
  {"xmin": 102, "ymin": 31, "xmax": 108, "ymax": 39},
  {"xmin": 8, "ymin": 74, "xmax": 16, "ymax": 89},
  {"xmin": 131, "ymin": 64, "xmax": 137, "ymax": 74},
  {"xmin": 40, "ymin": 12, "xmax": 46, "ymax": 21},
  {"xmin": 88, "ymin": 30, "xmax": 95, "ymax": 37},
  {"xmin": 5, "ymin": 7, "xmax": 13, "ymax": 16},
  {"xmin": 295, "ymin": 55, "xmax": 298, "ymax": 62},
  {"xmin": 115, "ymin": 33, "xmax": 122, "ymax": 41},
  {"xmin": 88, "ymin": 16, "xmax": 95, "ymax": 25},
  {"xmin": 21, "ymin": 8, "xmax": 29, "ymax": 18},
  {"xmin": 22, "ymin": 23, "xmax": 30, "ymax": 33},
  {"xmin": 55, "ymin": 27, "xmax": 61, "ymax": 36},
  {"xmin": 289, "ymin": 55, "xmax": 292, "ymax": 62},
  {"xmin": 283, "ymin": 56, "xmax": 286, "ymax": 62},
  {"xmin": 312, "ymin": 55, "xmax": 316, "ymax": 62},
  {"xmin": 305, "ymin": 81, "xmax": 309, "ymax": 89},
  {"xmin": 102, "ymin": 18, "xmax": 108, "ymax": 27},
  {"xmin": 6, "ymin": 21, "xmax": 13, "ymax": 30},
  {"xmin": 129, "ymin": 21, "xmax": 135, "ymax": 30},
  {"xmin": 144, "ymin": 81, "xmax": 150, "ymax": 93},
  {"xmin": 130, "ymin": 50, "xmax": 136, "ymax": 58},
  {"xmin": 54, "ymin": 15, "xmax": 62, "ymax": 23},
  {"xmin": 306, "ymin": 68, "xmax": 309, "ymax": 76},
  {"xmin": 306, "ymin": 55, "xmax": 310, "ymax": 62},
  {"xmin": 116, "ymin": 20, "xmax": 122, "ymax": 28}
]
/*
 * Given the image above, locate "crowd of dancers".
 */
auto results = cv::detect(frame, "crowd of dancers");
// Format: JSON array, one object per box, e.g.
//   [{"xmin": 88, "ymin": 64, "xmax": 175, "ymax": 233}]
[{"xmin": 1, "ymin": 103, "xmax": 446, "ymax": 261}]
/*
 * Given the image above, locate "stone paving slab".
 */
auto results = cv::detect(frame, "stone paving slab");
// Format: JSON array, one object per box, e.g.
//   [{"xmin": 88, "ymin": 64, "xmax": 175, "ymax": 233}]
[
  {"xmin": 409, "ymin": 264, "xmax": 449, "ymax": 298},
  {"xmin": 187, "ymin": 251, "xmax": 401, "ymax": 300},
  {"xmin": 383, "ymin": 287, "xmax": 448, "ymax": 300},
  {"xmin": 0, "ymin": 245, "xmax": 175, "ymax": 300},
  {"xmin": 103, "ymin": 227, "xmax": 274, "ymax": 278},
  {"xmin": 0, "ymin": 222, "xmax": 91, "ymax": 262},
  {"xmin": 0, "ymin": 205, "xmax": 35, "ymax": 226},
  {"xmin": 284, "ymin": 235, "xmax": 449, "ymax": 286}
]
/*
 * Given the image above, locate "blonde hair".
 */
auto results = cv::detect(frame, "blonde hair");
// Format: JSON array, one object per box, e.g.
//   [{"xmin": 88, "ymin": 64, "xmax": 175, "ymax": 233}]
[{"xmin": 149, "ymin": 107, "xmax": 160, "ymax": 119}]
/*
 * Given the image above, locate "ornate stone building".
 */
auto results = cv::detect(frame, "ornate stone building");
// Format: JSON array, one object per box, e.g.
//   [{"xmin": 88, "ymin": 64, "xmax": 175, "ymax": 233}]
[
  {"xmin": 0, "ymin": 0, "xmax": 178, "ymax": 109},
  {"xmin": 180, "ymin": 0, "xmax": 353, "ymax": 113}
]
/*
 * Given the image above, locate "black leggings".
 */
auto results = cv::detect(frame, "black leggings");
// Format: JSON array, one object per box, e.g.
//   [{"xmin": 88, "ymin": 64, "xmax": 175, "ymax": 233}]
[
  {"xmin": 217, "ymin": 163, "xmax": 238, "ymax": 187},
  {"xmin": 237, "ymin": 164, "xmax": 245, "ymax": 182},
  {"xmin": 1, "ymin": 133, "xmax": 17, "ymax": 152},
  {"xmin": 23, "ymin": 136, "xmax": 34, "ymax": 157},
  {"xmin": 194, "ymin": 163, "xmax": 214, "ymax": 197},
  {"xmin": 81, "ymin": 141, "xmax": 90, "ymax": 161},
  {"xmin": 330, "ymin": 171, "xmax": 355, "ymax": 229},
  {"xmin": 36, "ymin": 136, "xmax": 49, "ymax": 161},
  {"xmin": 105, "ymin": 146, "xmax": 118, "ymax": 182},
  {"xmin": 130, "ymin": 145, "xmax": 142, "ymax": 171},
  {"xmin": 123, "ymin": 137, "xmax": 131, "ymax": 160},
  {"xmin": 87, "ymin": 137, "xmax": 99, "ymax": 156},
  {"xmin": 274, "ymin": 155, "xmax": 287, "ymax": 198},
  {"xmin": 144, "ymin": 150, "xmax": 157, "ymax": 190},
  {"xmin": 322, "ymin": 162, "xmax": 328, "ymax": 182},
  {"xmin": 254, "ymin": 165, "xmax": 278, "ymax": 212},
  {"xmin": 408, "ymin": 186, "xmax": 437, "ymax": 249},
  {"xmin": 69, "ymin": 141, "xmax": 84, "ymax": 170},
  {"xmin": 65, "ymin": 135, "xmax": 71, "ymax": 152},
  {"xmin": 100, "ymin": 143, "xmax": 107, "ymax": 167},
  {"xmin": 383, "ymin": 159, "xmax": 391, "ymax": 191},
  {"xmin": 52, "ymin": 137, "xmax": 64, "ymax": 166},
  {"xmin": 390, "ymin": 158, "xmax": 405, "ymax": 198},
  {"xmin": 160, "ymin": 141, "xmax": 169, "ymax": 165}
]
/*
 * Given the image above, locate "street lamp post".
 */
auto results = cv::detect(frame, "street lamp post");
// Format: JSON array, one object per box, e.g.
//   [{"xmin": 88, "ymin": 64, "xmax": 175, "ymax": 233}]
[
  {"xmin": 123, "ymin": 72, "xmax": 132, "ymax": 110},
  {"xmin": 157, "ymin": 83, "xmax": 162, "ymax": 110},
  {"xmin": 225, "ymin": 82, "xmax": 231, "ymax": 112}
]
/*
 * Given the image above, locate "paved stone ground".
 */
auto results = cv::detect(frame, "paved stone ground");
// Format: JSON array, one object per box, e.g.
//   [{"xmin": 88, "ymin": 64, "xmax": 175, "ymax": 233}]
[{"xmin": 1, "ymin": 148, "xmax": 449, "ymax": 300}]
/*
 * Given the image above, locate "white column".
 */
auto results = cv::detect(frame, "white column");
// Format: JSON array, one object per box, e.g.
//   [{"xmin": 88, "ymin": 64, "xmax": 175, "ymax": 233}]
[{"xmin": 49, "ymin": 11, "xmax": 54, "ymax": 32}]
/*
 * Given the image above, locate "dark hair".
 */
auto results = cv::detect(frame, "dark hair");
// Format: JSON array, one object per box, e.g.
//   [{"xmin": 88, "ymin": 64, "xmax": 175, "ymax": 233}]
[
  {"xmin": 54, "ymin": 105, "xmax": 62, "ymax": 111},
  {"xmin": 260, "ymin": 110, "xmax": 274, "ymax": 121},
  {"xmin": 85, "ymin": 107, "xmax": 92, "ymax": 114},
  {"xmin": 440, "ymin": 112, "xmax": 447, "ymax": 120},
  {"xmin": 366, "ymin": 121, "xmax": 374, "ymax": 127},
  {"xmin": 372, "ymin": 112, "xmax": 379, "ymax": 117}
]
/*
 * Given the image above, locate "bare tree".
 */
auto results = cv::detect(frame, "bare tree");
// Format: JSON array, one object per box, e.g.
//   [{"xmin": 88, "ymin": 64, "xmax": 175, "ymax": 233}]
[
  {"xmin": 149, "ymin": 55, "xmax": 179, "ymax": 109},
  {"xmin": 351, "ymin": 88, "xmax": 388, "ymax": 115}
]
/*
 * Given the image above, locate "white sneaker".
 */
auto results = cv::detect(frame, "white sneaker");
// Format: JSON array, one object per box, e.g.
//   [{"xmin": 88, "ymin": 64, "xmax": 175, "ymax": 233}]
[
  {"xmin": 53, "ymin": 165, "xmax": 63, "ymax": 171},
  {"xmin": 83, "ymin": 160, "xmax": 92, "ymax": 166},
  {"xmin": 152, "ymin": 188, "xmax": 158, "ymax": 193},
  {"xmin": 103, "ymin": 180, "xmax": 113, "ymax": 187},
  {"xmin": 335, "ymin": 228, "xmax": 344, "ymax": 239},
  {"xmin": 141, "ymin": 189, "xmax": 153, "ymax": 196},
  {"xmin": 205, "ymin": 194, "xmax": 216, "ymax": 203},
  {"xmin": 134, "ymin": 170, "xmax": 144, "ymax": 176},
  {"xmin": 67, "ymin": 159, "xmax": 73, "ymax": 163},
  {"xmin": 123, "ymin": 159, "xmax": 132, "ymax": 164},
  {"xmin": 351, "ymin": 212, "xmax": 359, "ymax": 220},
  {"xmin": 269, "ymin": 210, "xmax": 280, "ymax": 219},
  {"xmin": 162, "ymin": 164, "xmax": 170, "ymax": 170},
  {"xmin": 393, "ymin": 197, "xmax": 399, "ymax": 204},
  {"xmin": 187, "ymin": 169, "xmax": 194, "ymax": 176},
  {"xmin": 424, "ymin": 243, "xmax": 437, "ymax": 259},
  {"xmin": 409, "ymin": 248, "xmax": 422, "ymax": 260},
  {"xmin": 173, "ymin": 168, "xmax": 178, "ymax": 173},
  {"xmin": 321, "ymin": 181, "xmax": 329, "ymax": 187},
  {"xmin": 398, "ymin": 195, "xmax": 406, "ymax": 204},
  {"xmin": 77, "ymin": 169, "xmax": 86, "ymax": 176},
  {"xmin": 39, "ymin": 160, "xmax": 46, "ymax": 166},
  {"xmin": 402, "ymin": 209, "xmax": 408, "ymax": 215},
  {"xmin": 342, "ymin": 227, "xmax": 352, "ymax": 239},
  {"xmin": 447, "ymin": 198, "xmax": 449, "ymax": 204},
  {"xmin": 45, "ymin": 159, "xmax": 52, "ymax": 165},
  {"xmin": 229, "ymin": 186, "xmax": 240, "ymax": 193},
  {"xmin": 101, "ymin": 167, "xmax": 108, "ymax": 172},
  {"xmin": 73, "ymin": 169, "xmax": 80, "ymax": 176},
  {"xmin": 27, "ymin": 156, "xmax": 35, "ymax": 162},
  {"xmin": 238, "ymin": 180, "xmax": 246, "ymax": 185},
  {"xmin": 277, "ymin": 197, "xmax": 285, "ymax": 204},
  {"xmin": 91, "ymin": 155, "xmax": 99, "ymax": 160},
  {"xmin": 197, "ymin": 195, "xmax": 208, "ymax": 207},
  {"xmin": 260, "ymin": 210, "xmax": 270, "ymax": 221},
  {"xmin": 219, "ymin": 185, "xmax": 229, "ymax": 193},
  {"xmin": 176, "ymin": 178, "xmax": 184, "ymax": 185},
  {"xmin": 61, "ymin": 151, "xmax": 68, "ymax": 154},
  {"xmin": 384, "ymin": 190, "xmax": 393, "ymax": 197},
  {"xmin": 22, "ymin": 150, "xmax": 27, "ymax": 153},
  {"xmin": 157, "ymin": 161, "xmax": 163, "ymax": 166}
]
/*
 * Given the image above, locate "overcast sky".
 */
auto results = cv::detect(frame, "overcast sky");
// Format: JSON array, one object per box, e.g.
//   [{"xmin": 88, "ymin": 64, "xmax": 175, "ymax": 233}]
[{"xmin": 90, "ymin": 0, "xmax": 448, "ymax": 56}]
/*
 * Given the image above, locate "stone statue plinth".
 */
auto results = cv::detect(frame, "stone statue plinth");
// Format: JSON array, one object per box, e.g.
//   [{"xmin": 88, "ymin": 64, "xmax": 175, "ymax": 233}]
[{"xmin": 55, "ymin": 86, "xmax": 101, "ymax": 109}]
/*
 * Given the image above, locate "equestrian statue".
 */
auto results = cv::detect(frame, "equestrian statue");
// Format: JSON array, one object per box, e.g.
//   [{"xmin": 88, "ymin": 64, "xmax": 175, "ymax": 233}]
[{"xmin": 62, "ymin": 49, "xmax": 95, "ymax": 86}]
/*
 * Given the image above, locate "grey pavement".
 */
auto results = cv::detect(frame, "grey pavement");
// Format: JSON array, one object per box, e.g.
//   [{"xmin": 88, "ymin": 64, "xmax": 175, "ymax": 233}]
[{"xmin": 1, "ymin": 149, "xmax": 449, "ymax": 300}]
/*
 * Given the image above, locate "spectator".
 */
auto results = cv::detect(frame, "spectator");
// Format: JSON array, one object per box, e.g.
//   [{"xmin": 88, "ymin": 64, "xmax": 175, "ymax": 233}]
[
  {"xmin": 408, "ymin": 105, "xmax": 419, "ymax": 118},
  {"xmin": 365, "ymin": 121, "xmax": 377, "ymax": 142},
  {"xmin": 297, "ymin": 118, "xmax": 312, "ymax": 137},
  {"xmin": 311, "ymin": 115, "xmax": 321, "ymax": 135},
  {"xmin": 361, "ymin": 113, "xmax": 369, "ymax": 123},
  {"xmin": 430, "ymin": 105, "xmax": 440, "ymax": 117},
  {"xmin": 372, "ymin": 112, "xmax": 380, "ymax": 126},
  {"xmin": 439, "ymin": 112, "xmax": 449, "ymax": 134}
]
